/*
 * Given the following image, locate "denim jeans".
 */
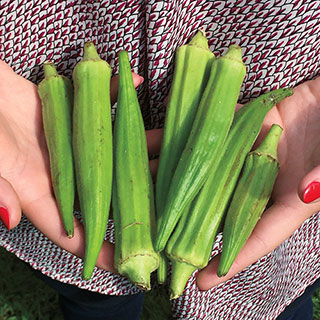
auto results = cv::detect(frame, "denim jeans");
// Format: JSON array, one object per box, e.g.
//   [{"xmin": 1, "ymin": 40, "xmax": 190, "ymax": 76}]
[{"xmin": 276, "ymin": 278, "xmax": 320, "ymax": 320}]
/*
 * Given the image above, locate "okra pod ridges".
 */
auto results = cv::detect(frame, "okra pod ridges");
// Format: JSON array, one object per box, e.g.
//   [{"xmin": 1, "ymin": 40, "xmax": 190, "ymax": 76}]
[
  {"xmin": 38, "ymin": 61, "xmax": 75, "ymax": 238},
  {"xmin": 155, "ymin": 44, "xmax": 246, "ymax": 252},
  {"xmin": 217, "ymin": 124, "xmax": 282, "ymax": 277},
  {"xmin": 155, "ymin": 29, "xmax": 215, "ymax": 217}
]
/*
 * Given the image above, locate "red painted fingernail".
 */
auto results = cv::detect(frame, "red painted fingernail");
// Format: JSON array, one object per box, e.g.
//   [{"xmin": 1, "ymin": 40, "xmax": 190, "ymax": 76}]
[
  {"xmin": 303, "ymin": 181, "xmax": 320, "ymax": 203},
  {"xmin": 0, "ymin": 207, "xmax": 10, "ymax": 230}
]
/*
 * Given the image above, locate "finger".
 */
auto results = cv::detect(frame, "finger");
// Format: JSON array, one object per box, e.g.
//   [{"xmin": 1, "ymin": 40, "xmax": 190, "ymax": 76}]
[
  {"xmin": 110, "ymin": 72, "xmax": 144, "ymax": 105},
  {"xmin": 298, "ymin": 165, "xmax": 320, "ymax": 203},
  {"xmin": 196, "ymin": 195, "xmax": 318, "ymax": 290},
  {"xmin": 149, "ymin": 158, "xmax": 159, "ymax": 182},
  {"xmin": 235, "ymin": 103, "xmax": 243, "ymax": 112},
  {"xmin": 0, "ymin": 60, "xmax": 15, "ymax": 77},
  {"xmin": 0, "ymin": 176, "xmax": 22, "ymax": 230},
  {"xmin": 146, "ymin": 128, "xmax": 163, "ymax": 155},
  {"xmin": 23, "ymin": 194, "xmax": 116, "ymax": 274}
]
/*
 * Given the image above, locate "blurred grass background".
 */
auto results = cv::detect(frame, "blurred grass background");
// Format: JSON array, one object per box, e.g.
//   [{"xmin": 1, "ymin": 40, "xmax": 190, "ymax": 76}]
[{"xmin": 0, "ymin": 246, "xmax": 319, "ymax": 320}]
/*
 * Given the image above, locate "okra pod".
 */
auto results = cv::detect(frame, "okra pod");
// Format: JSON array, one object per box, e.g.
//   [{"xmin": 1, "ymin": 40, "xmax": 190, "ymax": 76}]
[
  {"xmin": 156, "ymin": 29, "xmax": 215, "ymax": 215},
  {"xmin": 72, "ymin": 42, "xmax": 113, "ymax": 280},
  {"xmin": 218, "ymin": 124, "xmax": 282, "ymax": 277},
  {"xmin": 38, "ymin": 62, "xmax": 75, "ymax": 238},
  {"xmin": 113, "ymin": 50, "xmax": 159, "ymax": 290}
]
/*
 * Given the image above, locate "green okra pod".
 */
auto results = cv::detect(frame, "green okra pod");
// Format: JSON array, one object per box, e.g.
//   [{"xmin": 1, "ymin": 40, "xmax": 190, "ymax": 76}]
[
  {"xmin": 112, "ymin": 50, "xmax": 159, "ymax": 291},
  {"xmin": 38, "ymin": 62, "xmax": 75, "ymax": 238},
  {"xmin": 217, "ymin": 124, "xmax": 282, "ymax": 277},
  {"xmin": 156, "ymin": 29, "xmax": 215, "ymax": 215},
  {"xmin": 72, "ymin": 42, "xmax": 113, "ymax": 280}
]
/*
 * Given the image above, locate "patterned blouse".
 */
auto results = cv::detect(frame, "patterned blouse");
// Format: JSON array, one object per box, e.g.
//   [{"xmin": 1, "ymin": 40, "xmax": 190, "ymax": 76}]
[{"xmin": 1, "ymin": 1, "xmax": 320, "ymax": 319}]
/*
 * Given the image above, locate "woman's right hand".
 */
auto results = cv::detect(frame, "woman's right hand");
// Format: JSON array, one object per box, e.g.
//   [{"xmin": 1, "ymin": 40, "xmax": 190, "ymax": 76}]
[{"xmin": 0, "ymin": 60, "xmax": 143, "ymax": 273}]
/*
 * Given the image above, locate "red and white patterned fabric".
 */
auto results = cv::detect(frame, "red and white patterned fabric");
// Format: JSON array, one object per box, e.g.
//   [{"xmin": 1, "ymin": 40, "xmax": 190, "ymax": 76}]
[{"xmin": 1, "ymin": 0, "xmax": 320, "ymax": 318}]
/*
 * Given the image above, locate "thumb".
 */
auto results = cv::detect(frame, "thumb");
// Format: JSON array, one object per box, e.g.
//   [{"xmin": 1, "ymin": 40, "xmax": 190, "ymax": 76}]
[
  {"xmin": 110, "ymin": 72, "xmax": 144, "ymax": 105},
  {"xmin": 298, "ymin": 165, "xmax": 320, "ymax": 204},
  {"xmin": 0, "ymin": 176, "xmax": 22, "ymax": 230}
]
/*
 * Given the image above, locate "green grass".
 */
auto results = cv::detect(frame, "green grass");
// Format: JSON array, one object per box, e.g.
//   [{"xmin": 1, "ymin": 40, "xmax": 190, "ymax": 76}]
[
  {"xmin": 0, "ymin": 247, "xmax": 63, "ymax": 320},
  {"xmin": 313, "ymin": 288, "xmax": 320, "ymax": 320},
  {"xmin": 1, "ymin": 246, "xmax": 320, "ymax": 320}
]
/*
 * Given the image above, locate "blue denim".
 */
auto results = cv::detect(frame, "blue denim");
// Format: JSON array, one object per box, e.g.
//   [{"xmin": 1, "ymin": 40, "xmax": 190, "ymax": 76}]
[
  {"xmin": 58, "ymin": 290, "xmax": 144, "ymax": 320},
  {"xmin": 31, "ymin": 267, "xmax": 144, "ymax": 320},
  {"xmin": 276, "ymin": 278, "xmax": 320, "ymax": 320}
]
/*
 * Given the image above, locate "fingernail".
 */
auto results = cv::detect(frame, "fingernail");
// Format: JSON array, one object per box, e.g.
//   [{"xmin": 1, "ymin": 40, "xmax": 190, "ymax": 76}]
[
  {"xmin": 303, "ymin": 181, "xmax": 320, "ymax": 203},
  {"xmin": 0, "ymin": 206, "xmax": 10, "ymax": 230}
]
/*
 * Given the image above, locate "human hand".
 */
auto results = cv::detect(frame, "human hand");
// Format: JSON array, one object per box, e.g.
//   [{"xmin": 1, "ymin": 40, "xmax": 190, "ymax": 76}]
[
  {"xmin": 196, "ymin": 76, "xmax": 320, "ymax": 290},
  {"xmin": 0, "ymin": 60, "xmax": 145, "ymax": 273}
]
